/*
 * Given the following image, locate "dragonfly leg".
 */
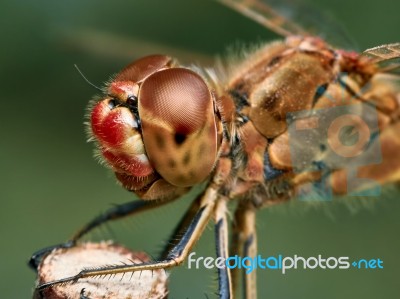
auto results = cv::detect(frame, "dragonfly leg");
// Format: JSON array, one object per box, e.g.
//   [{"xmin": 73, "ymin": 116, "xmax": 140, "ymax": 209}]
[
  {"xmin": 29, "ymin": 198, "xmax": 176, "ymax": 270},
  {"xmin": 214, "ymin": 197, "xmax": 233, "ymax": 299},
  {"xmin": 36, "ymin": 187, "xmax": 218, "ymax": 291},
  {"xmin": 231, "ymin": 201, "xmax": 257, "ymax": 299},
  {"xmin": 158, "ymin": 193, "xmax": 202, "ymax": 259}
]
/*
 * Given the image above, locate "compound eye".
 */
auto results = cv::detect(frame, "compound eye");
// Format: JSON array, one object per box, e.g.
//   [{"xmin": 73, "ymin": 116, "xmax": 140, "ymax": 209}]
[
  {"xmin": 138, "ymin": 68, "xmax": 218, "ymax": 187},
  {"xmin": 115, "ymin": 55, "xmax": 173, "ymax": 83},
  {"xmin": 108, "ymin": 55, "xmax": 173, "ymax": 103}
]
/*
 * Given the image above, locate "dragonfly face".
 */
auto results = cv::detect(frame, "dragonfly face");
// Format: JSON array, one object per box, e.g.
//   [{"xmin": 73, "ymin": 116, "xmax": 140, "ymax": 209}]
[
  {"xmin": 90, "ymin": 54, "xmax": 222, "ymax": 199},
  {"xmin": 32, "ymin": 1, "xmax": 400, "ymax": 298}
]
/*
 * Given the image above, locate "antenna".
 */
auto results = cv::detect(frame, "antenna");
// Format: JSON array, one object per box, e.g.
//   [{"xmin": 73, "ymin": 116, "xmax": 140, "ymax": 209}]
[{"xmin": 74, "ymin": 64, "xmax": 103, "ymax": 92}]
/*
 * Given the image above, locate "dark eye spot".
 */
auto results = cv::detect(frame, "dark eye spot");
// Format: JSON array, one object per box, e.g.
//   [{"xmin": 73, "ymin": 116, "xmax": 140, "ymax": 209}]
[
  {"xmin": 197, "ymin": 143, "xmax": 207, "ymax": 158},
  {"xmin": 174, "ymin": 133, "xmax": 186, "ymax": 145},
  {"xmin": 155, "ymin": 133, "xmax": 165, "ymax": 149},
  {"xmin": 176, "ymin": 175, "xmax": 186, "ymax": 183},
  {"xmin": 126, "ymin": 95, "xmax": 137, "ymax": 106},
  {"xmin": 168, "ymin": 159, "xmax": 177, "ymax": 168},
  {"xmin": 126, "ymin": 95, "xmax": 138, "ymax": 114},
  {"xmin": 183, "ymin": 151, "xmax": 191, "ymax": 165}
]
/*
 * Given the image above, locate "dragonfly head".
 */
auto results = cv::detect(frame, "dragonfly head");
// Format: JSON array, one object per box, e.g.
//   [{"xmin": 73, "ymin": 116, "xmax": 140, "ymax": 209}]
[{"xmin": 89, "ymin": 55, "xmax": 221, "ymax": 198}]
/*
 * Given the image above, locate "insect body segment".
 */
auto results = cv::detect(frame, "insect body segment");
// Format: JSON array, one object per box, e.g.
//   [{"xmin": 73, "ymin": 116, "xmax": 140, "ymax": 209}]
[
  {"xmin": 230, "ymin": 37, "xmax": 337, "ymax": 139},
  {"xmin": 90, "ymin": 55, "xmax": 222, "ymax": 199}
]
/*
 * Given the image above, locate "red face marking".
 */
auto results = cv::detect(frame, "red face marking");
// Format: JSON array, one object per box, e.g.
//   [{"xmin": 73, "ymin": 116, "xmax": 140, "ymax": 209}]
[
  {"xmin": 102, "ymin": 150, "xmax": 153, "ymax": 178},
  {"xmin": 90, "ymin": 98, "xmax": 155, "ymax": 179}
]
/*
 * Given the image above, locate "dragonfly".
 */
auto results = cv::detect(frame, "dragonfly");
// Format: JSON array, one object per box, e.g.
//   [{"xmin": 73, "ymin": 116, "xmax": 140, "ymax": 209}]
[{"xmin": 30, "ymin": 0, "xmax": 400, "ymax": 298}]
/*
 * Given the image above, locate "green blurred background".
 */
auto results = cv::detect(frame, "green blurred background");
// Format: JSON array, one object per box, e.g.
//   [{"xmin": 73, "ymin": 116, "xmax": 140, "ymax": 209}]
[{"xmin": 1, "ymin": 0, "xmax": 399, "ymax": 298}]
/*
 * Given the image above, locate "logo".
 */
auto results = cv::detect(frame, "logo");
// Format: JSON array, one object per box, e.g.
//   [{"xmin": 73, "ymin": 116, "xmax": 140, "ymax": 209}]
[
  {"xmin": 187, "ymin": 252, "xmax": 384, "ymax": 274},
  {"xmin": 286, "ymin": 73, "xmax": 382, "ymax": 200}
]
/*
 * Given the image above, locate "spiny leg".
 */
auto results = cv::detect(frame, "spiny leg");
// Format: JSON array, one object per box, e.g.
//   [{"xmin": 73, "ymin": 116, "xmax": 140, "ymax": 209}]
[
  {"xmin": 30, "ymin": 198, "xmax": 176, "ymax": 270},
  {"xmin": 158, "ymin": 194, "xmax": 202, "ymax": 259},
  {"xmin": 242, "ymin": 208, "xmax": 257, "ymax": 299},
  {"xmin": 70, "ymin": 198, "xmax": 177, "ymax": 241},
  {"xmin": 214, "ymin": 197, "xmax": 233, "ymax": 299},
  {"xmin": 158, "ymin": 172, "xmax": 235, "ymax": 296},
  {"xmin": 36, "ymin": 187, "xmax": 218, "ymax": 291},
  {"xmin": 229, "ymin": 201, "xmax": 245, "ymax": 295},
  {"xmin": 230, "ymin": 201, "xmax": 257, "ymax": 299}
]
